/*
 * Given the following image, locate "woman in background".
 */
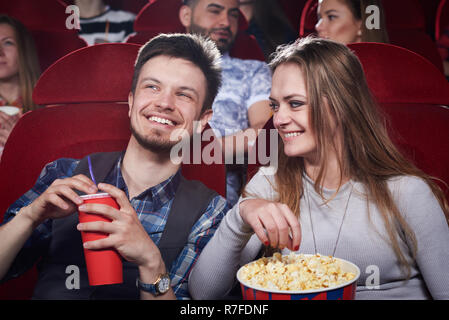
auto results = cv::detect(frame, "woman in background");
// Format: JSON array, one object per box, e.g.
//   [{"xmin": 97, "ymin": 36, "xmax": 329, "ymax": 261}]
[
  {"xmin": 0, "ymin": 14, "xmax": 41, "ymax": 159},
  {"xmin": 188, "ymin": 37, "xmax": 449, "ymax": 299},
  {"xmin": 315, "ymin": 0, "xmax": 389, "ymax": 44}
]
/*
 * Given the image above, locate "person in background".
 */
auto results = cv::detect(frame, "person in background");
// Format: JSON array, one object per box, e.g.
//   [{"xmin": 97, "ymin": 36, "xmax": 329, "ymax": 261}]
[
  {"xmin": 0, "ymin": 14, "xmax": 41, "ymax": 160},
  {"xmin": 75, "ymin": 0, "xmax": 136, "ymax": 45},
  {"xmin": 188, "ymin": 37, "xmax": 449, "ymax": 300},
  {"xmin": 239, "ymin": 0, "xmax": 297, "ymax": 62},
  {"xmin": 315, "ymin": 0, "xmax": 389, "ymax": 44},
  {"xmin": 179, "ymin": 0, "xmax": 273, "ymax": 207}
]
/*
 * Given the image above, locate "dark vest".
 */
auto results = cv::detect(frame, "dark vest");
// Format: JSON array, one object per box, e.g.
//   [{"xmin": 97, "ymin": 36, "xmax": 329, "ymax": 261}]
[{"xmin": 32, "ymin": 152, "xmax": 218, "ymax": 299}]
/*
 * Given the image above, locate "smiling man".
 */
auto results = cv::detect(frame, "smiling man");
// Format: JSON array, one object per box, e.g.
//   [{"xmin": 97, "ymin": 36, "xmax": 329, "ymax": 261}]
[
  {"xmin": 0, "ymin": 33, "xmax": 229, "ymax": 300},
  {"xmin": 179, "ymin": 0, "xmax": 273, "ymax": 207}
]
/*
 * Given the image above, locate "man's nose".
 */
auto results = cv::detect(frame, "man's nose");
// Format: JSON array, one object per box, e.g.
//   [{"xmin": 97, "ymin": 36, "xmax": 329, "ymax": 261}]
[{"xmin": 156, "ymin": 90, "xmax": 175, "ymax": 110}]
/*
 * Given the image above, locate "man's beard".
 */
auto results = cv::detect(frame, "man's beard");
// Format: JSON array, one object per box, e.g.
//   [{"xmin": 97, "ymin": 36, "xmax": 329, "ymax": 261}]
[
  {"xmin": 189, "ymin": 22, "xmax": 235, "ymax": 54},
  {"xmin": 130, "ymin": 123, "xmax": 179, "ymax": 154}
]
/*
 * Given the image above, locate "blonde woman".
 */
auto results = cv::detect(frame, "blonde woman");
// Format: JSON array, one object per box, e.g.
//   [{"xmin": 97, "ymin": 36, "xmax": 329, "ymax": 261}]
[
  {"xmin": 0, "ymin": 15, "xmax": 41, "ymax": 158},
  {"xmin": 188, "ymin": 37, "xmax": 449, "ymax": 299}
]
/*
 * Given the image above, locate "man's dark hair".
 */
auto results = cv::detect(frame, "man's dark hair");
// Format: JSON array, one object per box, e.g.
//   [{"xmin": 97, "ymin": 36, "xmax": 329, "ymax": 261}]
[{"xmin": 131, "ymin": 33, "xmax": 222, "ymax": 113}]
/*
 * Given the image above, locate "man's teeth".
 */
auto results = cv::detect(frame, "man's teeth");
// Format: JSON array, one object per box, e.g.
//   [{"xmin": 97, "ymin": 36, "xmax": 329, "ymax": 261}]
[
  {"xmin": 148, "ymin": 116, "xmax": 174, "ymax": 125},
  {"xmin": 285, "ymin": 132, "xmax": 302, "ymax": 138}
]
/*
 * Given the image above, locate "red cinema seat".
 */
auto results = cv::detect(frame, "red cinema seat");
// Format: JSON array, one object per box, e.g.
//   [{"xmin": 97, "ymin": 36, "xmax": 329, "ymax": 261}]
[
  {"xmin": 299, "ymin": 0, "xmax": 318, "ymax": 38},
  {"xmin": 0, "ymin": 0, "xmax": 87, "ymax": 72},
  {"xmin": 0, "ymin": 43, "xmax": 225, "ymax": 299},
  {"xmin": 277, "ymin": 0, "xmax": 307, "ymax": 32},
  {"xmin": 347, "ymin": 42, "xmax": 449, "ymax": 105},
  {"xmin": 349, "ymin": 42, "xmax": 449, "ymax": 199},
  {"xmin": 126, "ymin": 0, "xmax": 264, "ymax": 61}
]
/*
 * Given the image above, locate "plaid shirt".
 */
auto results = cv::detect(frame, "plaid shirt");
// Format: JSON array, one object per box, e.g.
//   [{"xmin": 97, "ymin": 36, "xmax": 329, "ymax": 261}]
[{"xmin": 3, "ymin": 156, "xmax": 229, "ymax": 299}]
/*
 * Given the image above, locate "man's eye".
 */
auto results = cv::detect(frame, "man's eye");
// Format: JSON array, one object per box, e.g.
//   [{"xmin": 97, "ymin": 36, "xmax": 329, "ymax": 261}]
[{"xmin": 178, "ymin": 92, "xmax": 192, "ymax": 100}]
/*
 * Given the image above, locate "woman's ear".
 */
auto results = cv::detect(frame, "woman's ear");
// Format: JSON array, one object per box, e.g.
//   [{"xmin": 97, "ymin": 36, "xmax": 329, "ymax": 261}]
[
  {"xmin": 179, "ymin": 5, "xmax": 192, "ymax": 29},
  {"xmin": 196, "ymin": 109, "xmax": 213, "ymax": 134}
]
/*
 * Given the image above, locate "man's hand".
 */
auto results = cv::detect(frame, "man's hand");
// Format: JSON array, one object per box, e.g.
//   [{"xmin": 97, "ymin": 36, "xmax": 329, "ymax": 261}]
[
  {"xmin": 22, "ymin": 174, "xmax": 98, "ymax": 227},
  {"xmin": 76, "ymin": 183, "xmax": 163, "ymax": 272}
]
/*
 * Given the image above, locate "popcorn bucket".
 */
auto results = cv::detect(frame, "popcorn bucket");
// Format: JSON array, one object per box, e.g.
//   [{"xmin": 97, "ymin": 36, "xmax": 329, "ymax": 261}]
[{"xmin": 236, "ymin": 254, "xmax": 360, "ymax": 300}]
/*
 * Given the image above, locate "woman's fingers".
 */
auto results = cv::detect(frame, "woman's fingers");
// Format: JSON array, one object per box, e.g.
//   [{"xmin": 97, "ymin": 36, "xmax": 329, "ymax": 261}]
[{"xmin": 239, "ymin": 199, "xmax": 301, "ymax": 250}]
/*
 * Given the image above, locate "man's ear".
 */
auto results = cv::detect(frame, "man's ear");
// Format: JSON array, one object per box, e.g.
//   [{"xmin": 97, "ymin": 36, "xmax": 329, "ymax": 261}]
[
  {"xmin": 196, "ymin": 109, "xmax": 213, "ymax": 134},
  {"xmin": 179, "ymin": 5, "xmax": 192, "ymax": 29},
  {"xmin": 128, "ymin": 91, "xmax": 134, "ymax": 117}
]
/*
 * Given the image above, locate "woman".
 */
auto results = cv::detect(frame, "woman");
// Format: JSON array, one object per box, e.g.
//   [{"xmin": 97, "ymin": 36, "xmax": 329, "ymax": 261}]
[
  {"xmin": 315, "ymin": 0, "xmax": 389, "ymax": 44},
  {"xmin": 0, "ymin": 15, "xmax": 41, "ymax": 158},
  {"xmin": 188, "ymin": 37, "xmax": 449, "ymax": 299}
]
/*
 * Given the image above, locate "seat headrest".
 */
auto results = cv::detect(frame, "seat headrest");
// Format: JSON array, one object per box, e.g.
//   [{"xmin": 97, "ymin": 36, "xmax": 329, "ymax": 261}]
[
  {"xmin": 348, "ymin": 42, "xmax": 449, "ymax": 105},
  {"xmin": 0, "ymin": 0, "xmax": 69, "ymax": 31},
  {"xmin": 33, "ymin": 43, "xmax": 141, "ymax": 105}
]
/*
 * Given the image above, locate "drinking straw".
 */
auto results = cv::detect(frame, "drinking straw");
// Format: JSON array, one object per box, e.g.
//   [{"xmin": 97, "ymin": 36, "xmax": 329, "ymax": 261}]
[
  {"xmin": 87, "ymin": 155, "xmax": 97, "ymax": 185},
  {"xmin": 105, "ymin": 20, "xmax": 109, "ymax": 42}
]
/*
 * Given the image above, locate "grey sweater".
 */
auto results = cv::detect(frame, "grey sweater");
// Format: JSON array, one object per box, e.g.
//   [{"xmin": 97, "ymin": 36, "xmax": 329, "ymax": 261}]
[{"xmin": 189, "ymin": 168, "xmax": 449, "ymax": 299}]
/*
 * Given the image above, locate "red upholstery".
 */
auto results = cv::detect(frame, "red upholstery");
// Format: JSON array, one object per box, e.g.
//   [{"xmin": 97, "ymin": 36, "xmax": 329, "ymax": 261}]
[
  {"xmin": 0, "ymin": 41, "xmax": 225, "ymax": 299},
  {"xmin": 299, "ymin": 0, "xmax": 318, "ymax": 37},
  {"xmin": 0, "ymin": 0, "xmax": 69, "ymax": 31},
  {"xmin": 33, "ymin": 43, "xmax": 140, "ymax": 105},
  {"xmin": 0, "ymin": 0, "xmax": 87, "ymax": 72},
  {"xmin": 126, "ymin": 0, "xmax": 264, "ymax": 61},
  {"xmin": 436, "ymin": 0, "xmax": 449, "ymax": 41},
  {"xmin": 380, "ymin": 103, "xmax": 449, "ymax": 200},
  {"xmin": 277, "ymin": 0, "xmax": 307, "ymax": 32},
  {"xmin": 348, "ymin": 42, "xmax": 449, "ymax": 105}
]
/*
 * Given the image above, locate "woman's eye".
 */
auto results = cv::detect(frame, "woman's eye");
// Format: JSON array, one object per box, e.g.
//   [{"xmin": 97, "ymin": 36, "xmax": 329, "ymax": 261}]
[
  {"xmin": 328, "ymin": 15, "xmax": 337, "ymax": 21},
  {"xmin": 269, "ymin": 102, "xmax": 279, "ymax": 111},
  {"xmin": 290, "ymin": 101, "xmax": 305, "ymax": 108}
]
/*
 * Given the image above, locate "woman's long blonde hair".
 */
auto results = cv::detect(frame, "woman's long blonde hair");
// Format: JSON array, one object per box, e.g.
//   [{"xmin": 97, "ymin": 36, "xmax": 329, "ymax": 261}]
[
  {"xmin": 264, "ymin": 37, "xmax": 449, "ymax": 276},
  {"xmin": 0, "ymin": 15, "xmax": 41, "ymax": 112}
]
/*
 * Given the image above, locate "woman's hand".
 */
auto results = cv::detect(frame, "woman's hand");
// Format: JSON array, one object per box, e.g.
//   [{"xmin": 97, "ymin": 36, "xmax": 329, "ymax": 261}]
[
  {"xmin": 239, "ymin": 198, "xmax": 301, "ymax": 251},
  {"xmin": 0, "ymin": 111, "xmax": 21, "ymax": 146}
]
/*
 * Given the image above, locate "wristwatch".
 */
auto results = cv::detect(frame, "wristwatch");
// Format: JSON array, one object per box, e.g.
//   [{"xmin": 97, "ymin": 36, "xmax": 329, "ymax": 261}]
[{"xmin": 136, "ymin": 273, "xmax": 171, "ymax": 296}]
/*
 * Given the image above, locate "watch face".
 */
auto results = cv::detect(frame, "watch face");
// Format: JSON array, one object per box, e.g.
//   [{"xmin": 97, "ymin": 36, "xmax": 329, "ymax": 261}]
[{"xmin": 157, "ymin": 275, "xmax": 170, "ymax": 293}]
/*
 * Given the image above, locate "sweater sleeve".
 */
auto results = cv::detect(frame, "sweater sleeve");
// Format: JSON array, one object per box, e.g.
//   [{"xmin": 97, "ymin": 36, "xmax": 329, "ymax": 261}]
[
  {"xmin": 188, "ymin": 168, "xmax": 274, "ymax": 299},
  {"xmin": 395, "ymin": 176, "xmax": 449, "ymax": 299}
]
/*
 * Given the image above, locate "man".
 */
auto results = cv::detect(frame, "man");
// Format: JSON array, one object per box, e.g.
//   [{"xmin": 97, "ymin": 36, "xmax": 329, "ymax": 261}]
[
  {"xmin": 75, "ymin": 0, "xmax": 136, "ymax": 45},
  {"xmin": 179, "ymin": 0, "xmax": 273, "ymax": 206},
  {"xmin": 0, "ymin": 33, "xmax": 228, "ymax": 300}
]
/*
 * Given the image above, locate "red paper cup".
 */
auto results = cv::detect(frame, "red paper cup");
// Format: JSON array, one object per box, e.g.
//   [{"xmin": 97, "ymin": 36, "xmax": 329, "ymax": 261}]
[{"xmin": 78, "ymin": 193, "xmax": 123, "ymax": 286}]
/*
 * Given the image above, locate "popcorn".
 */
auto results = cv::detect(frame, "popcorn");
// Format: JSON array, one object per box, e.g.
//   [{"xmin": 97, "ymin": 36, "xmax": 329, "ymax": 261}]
[{"xmin": 240, "ymin": 253, "xmax": 356, "ymax": 291}]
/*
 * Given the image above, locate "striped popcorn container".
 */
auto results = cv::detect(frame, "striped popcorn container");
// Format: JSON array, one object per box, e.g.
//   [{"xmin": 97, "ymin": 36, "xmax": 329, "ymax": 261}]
[{"xmin": 236, "ymin": 255, "xmax": 360, "ymax": 300}]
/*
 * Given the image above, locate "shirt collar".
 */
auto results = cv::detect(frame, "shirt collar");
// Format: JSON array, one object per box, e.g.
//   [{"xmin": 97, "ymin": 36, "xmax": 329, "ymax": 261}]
[{"xmin": 111, "ymin": 155, "xmax": 182, "ymax": 208}]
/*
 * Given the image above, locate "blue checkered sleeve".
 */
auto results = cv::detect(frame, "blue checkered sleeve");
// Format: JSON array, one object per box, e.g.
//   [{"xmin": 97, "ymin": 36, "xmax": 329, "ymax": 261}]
[
  {"xmin": 1, "ymin": 158, "xmax": 80, "ymax": 281},
  {"xmin": 169, "ymin": 195, "xmax": 230, "ymax": 299}
]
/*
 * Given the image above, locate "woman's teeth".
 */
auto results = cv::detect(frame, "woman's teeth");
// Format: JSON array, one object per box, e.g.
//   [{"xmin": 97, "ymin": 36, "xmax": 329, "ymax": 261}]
[{"xmin": 285, "ymin": 132, "xmax": 302, "ymax": 138}]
